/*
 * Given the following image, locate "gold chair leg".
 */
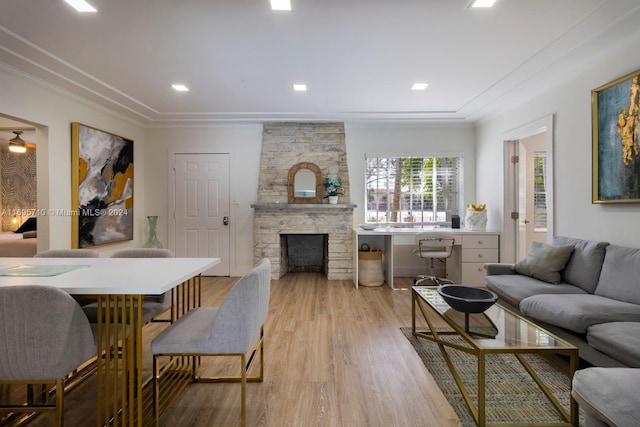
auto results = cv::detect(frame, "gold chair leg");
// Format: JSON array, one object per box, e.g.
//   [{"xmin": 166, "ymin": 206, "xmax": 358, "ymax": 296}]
[
  {"xmin": 153, "ymin": 356, "xmax": 159, "ymax": 427},
  {"xmin": 259, "ymin": 332, "xmax": 265, "ymax": 381},
  {"xmin": 241, "ymin": 354, "xmax": 246, "ymax": 427},
  {"xmin": 55, "ymin": 378, "xmax": 64, "ymax": 427}
]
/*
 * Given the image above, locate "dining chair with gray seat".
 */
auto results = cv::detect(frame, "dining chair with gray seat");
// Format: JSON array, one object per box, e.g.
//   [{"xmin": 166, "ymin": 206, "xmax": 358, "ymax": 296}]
[
  {"xmin": 112, "ymin": 248, "xmax": 175, "ymax": 322},
  {"xmin": 82, "ymin": 248, "xmax": 175, "ymax": 325},
  {"xmin": 413, "ymin": 231, "xmax": 456, "ymax": 286},
  {"xmin": 151, "ymin": 258, "xmax": 271, "ymax": 427},
  {"xmin": 0, "ymin": 285, "xmax": 97, "ymax": 427},
  {"xmin": 34, "ymin": 249, "xmax": 100, "ymax": 258},
  {"xmin": 34, "ymin": 249, "xmax": 100, "ymax": 307}
]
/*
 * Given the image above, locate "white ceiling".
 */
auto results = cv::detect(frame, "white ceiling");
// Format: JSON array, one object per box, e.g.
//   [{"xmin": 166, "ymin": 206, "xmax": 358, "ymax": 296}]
[{"xmin": 1, "ymin": 0, "xmax": 640, "ymax": 126}]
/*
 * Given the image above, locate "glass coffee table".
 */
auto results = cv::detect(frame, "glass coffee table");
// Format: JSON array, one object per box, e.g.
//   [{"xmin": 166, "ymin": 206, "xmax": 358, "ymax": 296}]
[{"xmin": 411, "ymin": 286, "xmax": 579, "ymax": 427}]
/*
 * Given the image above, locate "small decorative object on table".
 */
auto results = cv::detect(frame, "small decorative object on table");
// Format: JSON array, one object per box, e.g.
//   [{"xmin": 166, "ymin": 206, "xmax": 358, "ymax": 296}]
[
  {"xmin": 437, "ymin": 284, "xmax": 498, "ymax": 314},
  {"xmin": 437, "ymin": 284, "xmax": 498, "ymax": 336},
  {"xmin": 323, "ymin": 176, "xmax": 343, "ymax": 204},
  {"xmin": 464, "ymin": 203, "xmax": 487, "ymax": 231},
  {"xmin": 144, "ymin": 215, "xmax": 163, "ymax": 248},
  {"xmin": 359, "ymin": 223, "xmax": 378, "ymax": 230}
]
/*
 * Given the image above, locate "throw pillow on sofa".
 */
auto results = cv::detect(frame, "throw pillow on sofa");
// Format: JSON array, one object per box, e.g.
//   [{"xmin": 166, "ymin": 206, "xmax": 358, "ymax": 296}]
[
  {"xmin": 14, "ymin": 216, "xmax": 37, "ymax": 233},
  {"xmin": 514, "ymin": 241, "xmax": 574, "ymax": 284}
]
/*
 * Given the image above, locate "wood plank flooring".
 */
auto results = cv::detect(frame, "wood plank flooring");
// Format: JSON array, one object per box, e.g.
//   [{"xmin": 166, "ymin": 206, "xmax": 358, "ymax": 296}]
[{"xmin": 8, "ymin": 274, "xmax": 463, "ymax": 427}]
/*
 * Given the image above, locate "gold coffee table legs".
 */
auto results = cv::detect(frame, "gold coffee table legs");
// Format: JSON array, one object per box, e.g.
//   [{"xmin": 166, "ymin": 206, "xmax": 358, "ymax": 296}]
[{"xmin": 411, "ymin": 289, "xmax": 578, "ymax": 427}]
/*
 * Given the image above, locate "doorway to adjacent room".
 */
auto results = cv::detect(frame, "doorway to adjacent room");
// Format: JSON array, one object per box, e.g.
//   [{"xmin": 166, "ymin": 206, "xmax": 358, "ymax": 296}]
[{"xmin": 502, "ymin": 115, "xmax": 554, "ymax": 263}]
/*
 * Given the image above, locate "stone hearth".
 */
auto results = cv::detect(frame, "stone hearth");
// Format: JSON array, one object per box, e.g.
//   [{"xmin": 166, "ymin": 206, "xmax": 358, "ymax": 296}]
[{"xmin": 253, "ymin": 123, "xmax": 354, "ymax": 280}]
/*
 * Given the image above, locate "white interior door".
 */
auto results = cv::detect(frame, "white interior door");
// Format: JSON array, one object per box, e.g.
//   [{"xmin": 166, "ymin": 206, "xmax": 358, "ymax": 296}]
[
  {"xmin": 173, "ymin": 153, "xmax": 230, "ymax": 276},
  {"xmin": 501, "ymin": 115, "xmax": 554, "ymax": 263}
]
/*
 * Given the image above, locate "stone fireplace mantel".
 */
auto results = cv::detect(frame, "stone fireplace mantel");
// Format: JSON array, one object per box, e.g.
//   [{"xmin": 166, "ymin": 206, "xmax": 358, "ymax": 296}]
[{"xmin": 251, "ymin": 203, "xmax": 356, "ymax": 210}]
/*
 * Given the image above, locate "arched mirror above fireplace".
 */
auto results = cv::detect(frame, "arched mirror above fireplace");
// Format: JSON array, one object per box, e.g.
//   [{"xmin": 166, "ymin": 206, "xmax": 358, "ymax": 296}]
[{"xmin": 288, "ymin": 162, "xmax": 323, "ymax": 204}]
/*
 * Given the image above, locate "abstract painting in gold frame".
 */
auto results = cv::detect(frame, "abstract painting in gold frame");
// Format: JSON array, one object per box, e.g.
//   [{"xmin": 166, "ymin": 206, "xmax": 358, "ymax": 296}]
[
  {"xmin": 71, "ymin": 123, "xmax": 134, "ymax": 248},
  {"xmin": 592, "ymin": 68, "xmax": 640, "ymax": 203}
]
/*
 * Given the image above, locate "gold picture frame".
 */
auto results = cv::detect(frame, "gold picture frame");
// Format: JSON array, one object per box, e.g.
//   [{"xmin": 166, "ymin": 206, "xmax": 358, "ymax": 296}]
[
  {"xmin": 71, "ymin": 123, "xmax": 134, "ymax": 248},
  {"xmin": 592, "ymin": 68, "xmax": 640, "ymax": 203}
]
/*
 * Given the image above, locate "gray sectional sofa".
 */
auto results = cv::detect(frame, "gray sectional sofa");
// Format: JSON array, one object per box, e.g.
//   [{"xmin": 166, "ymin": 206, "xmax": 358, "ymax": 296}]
[
  {"xmin": 484, "ymin": 236, "xmax": 640, "ymax": 368},
  {"xmin": 485, "ymin": 236, "xmax": 640, "ymax": 427},
  {"xmin": 572, "ymin": 367, "xmax": 640, "ymax": 427}
]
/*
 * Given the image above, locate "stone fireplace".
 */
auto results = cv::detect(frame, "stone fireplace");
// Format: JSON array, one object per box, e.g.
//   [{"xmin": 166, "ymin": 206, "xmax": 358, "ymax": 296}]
[{"xmin": 253, "ymin": 123, "xmax": 354, "ymax": 280}]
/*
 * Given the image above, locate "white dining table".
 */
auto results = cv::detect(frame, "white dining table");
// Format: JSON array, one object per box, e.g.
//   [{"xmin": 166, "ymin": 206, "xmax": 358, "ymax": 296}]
[{"xmin": 0, "ymin": 256, "xmax": 220, "ymax": 427}]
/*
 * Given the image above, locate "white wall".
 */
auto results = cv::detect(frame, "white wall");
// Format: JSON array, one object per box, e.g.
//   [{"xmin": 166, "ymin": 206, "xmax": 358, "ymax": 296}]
[
  {"xmin": 345, "ymin": 123, "xmax": 477, "ymax": 224},
  {"xmin": 143, "ymin": 124, "xmax": 476, "ymax": 276},
  {"xmin": 345, "ymin": 123, "xmax": 477, "ymax": 275},
  {"xmin": 143, "ymin": 126, "xmax": 262, "ymax": 275},
  {"xmin": 10, "ymin": 34, "xmax": 639, "ymax": 274},
  {"xmin": 475, "ymin": 37, "xmax": 640, "ymax": 250},
  {"xmin": 1, "ymin": 62, "xmax": 479, "ymax": 275},
  {"xmin": 0, "ymin": 67, "xmax": 146, "ymax": 254}
]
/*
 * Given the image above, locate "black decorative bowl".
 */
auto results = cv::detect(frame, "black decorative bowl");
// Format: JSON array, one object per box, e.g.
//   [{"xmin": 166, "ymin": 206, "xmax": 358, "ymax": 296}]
[{"xmin": 436, "ymin": 285, "xmax": 498, "ymax": 313}]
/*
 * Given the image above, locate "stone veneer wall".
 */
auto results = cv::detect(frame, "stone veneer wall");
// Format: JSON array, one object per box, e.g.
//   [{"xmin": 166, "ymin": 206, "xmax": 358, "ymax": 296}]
[{"xmin": 254, "ymin": 123, "xmax": 353, "ymax": 280}]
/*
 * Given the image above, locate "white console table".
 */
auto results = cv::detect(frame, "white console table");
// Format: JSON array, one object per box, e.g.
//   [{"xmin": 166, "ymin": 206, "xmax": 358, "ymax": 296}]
[{"xmin": 353, "ymin": 227, "xmax": 500, "ymax": 289}]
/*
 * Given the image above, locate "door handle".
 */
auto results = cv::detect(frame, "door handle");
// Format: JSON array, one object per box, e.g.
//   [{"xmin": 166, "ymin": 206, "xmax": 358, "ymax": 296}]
[
  {"xmin": 523, "ymin": 219, "xmax": 530, "ymax": 224},
  {"xmin": 223, "ymin": 216, "xmax": 229, "ymax": 226}
]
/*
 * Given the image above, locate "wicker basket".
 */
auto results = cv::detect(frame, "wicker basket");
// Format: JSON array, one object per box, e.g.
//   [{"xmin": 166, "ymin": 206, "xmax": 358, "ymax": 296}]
[{"xmin": 358, "ymin": 243, "xmax": 384, "ymax": 287}]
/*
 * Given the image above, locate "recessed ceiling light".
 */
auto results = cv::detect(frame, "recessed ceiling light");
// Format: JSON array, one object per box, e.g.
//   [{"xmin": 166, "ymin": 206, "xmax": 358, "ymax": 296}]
[
  {"xmin": 293, "ymin": 84, "xmax": 307, "ymax": 92},
  {"xmin": 270, "ymin": 0, "xmax": 291, "ymax": 11},
  {"xmin": 64, "ymin": 0, "xmax": 97, "ymax": 12},
  {"xmin": 470, "ymin": 0, "xmax": 497, "ymax": 8},
  {"xmin": 172, "ymin": 84, "xmax": 189, "ymax": 92},
  {"xmin": 411, "ymin": 83, "xmax": 429, "ymax": 90}
]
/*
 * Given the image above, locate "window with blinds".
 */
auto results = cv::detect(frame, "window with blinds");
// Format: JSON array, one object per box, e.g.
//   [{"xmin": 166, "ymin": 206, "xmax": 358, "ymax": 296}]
[
  {"xmin": 365, "ymin": 156, "xmax": 463, "ymax": 224},
  {"xmin": 533, "ymin": 153, "xmax": 547, "ymax": 230}
]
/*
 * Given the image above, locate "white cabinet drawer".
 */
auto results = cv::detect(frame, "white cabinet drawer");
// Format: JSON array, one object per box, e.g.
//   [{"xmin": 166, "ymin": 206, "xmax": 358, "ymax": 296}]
[
  {"xmin": 461, "ymin": 235, "xmax": 499, "ymax": 249},
  {"xmin": 462, "ymin": 248, "xmax": 499, "ymax": 263},
  {"xmin": 461, "ymin": 263, "xmax": 488, "ymax": 287}
]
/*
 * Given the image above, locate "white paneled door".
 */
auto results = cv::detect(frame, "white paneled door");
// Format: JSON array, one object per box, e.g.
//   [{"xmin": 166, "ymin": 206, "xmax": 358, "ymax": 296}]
[{"xmin": 173, "ymin": 154, "xmax": 230, "ymax": 276}]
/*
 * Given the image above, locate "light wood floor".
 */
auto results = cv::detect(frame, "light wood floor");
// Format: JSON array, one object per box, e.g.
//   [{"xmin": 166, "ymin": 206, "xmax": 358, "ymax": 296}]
[{"xmin": 9, "ymin": 274, "xmax": 463, "ymax": 427}]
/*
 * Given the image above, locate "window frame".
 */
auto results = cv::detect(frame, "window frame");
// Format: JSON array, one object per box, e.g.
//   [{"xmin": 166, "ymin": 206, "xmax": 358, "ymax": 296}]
[{"xmin": 364, "ymin": 152, "xmax": 464, "ymax": 226}]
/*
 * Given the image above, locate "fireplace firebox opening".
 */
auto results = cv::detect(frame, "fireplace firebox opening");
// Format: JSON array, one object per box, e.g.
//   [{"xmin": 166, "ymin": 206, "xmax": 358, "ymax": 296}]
[{"xmin": 280, "ymin": 234, "xmax": 329, "ymax": 276}]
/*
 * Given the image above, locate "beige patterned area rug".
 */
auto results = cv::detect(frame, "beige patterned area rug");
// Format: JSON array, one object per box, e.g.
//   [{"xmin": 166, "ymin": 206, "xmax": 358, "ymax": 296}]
[{"xmin": 401, "ymin": 327, "xmax": 584, "ymax": 426}]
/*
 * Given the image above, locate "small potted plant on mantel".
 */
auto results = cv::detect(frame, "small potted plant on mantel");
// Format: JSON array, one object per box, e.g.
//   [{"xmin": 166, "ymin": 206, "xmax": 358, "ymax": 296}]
[{"xmin": 323, "ymin": 177, "xmax": 343, "ymax": 204}]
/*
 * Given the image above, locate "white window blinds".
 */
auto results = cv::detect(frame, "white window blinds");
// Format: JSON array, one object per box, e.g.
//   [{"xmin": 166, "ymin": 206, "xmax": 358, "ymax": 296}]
[{"xmin": 365, "ymin": 156, "xmax": 463, "ymax": 224}]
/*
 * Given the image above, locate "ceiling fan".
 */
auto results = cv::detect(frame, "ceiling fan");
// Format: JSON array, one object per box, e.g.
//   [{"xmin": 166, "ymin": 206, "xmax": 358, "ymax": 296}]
[{"xmin": 8, "ymin": 131, "xmax": 36, "ymax": 153}]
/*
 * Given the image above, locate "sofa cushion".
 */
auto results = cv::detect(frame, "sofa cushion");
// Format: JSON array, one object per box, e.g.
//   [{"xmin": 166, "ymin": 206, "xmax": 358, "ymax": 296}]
[
  {"xmin": 587, "ymin": 322, "xmax": 640, "ymax": 367},
  {"xmin": 520, "ymin": 294, "xmax": 640, "ymax": 333},
  {"xmin": 572, "ymin": 367, "xmax": 640, "ymax": 427},
  {"xmin": 486, "ymin": 274, "xmax": 587, "ymax": 308},
  {"xmin": 514, "ymin": 241, "xmax": 574, "ymax": 284},
  {"xmin": 552, "ymin": 236, "xmax": 609, "ymax": 293},
  {"xmin": 595, "ymin": 245, "xmax": 640, "ymax": 305}
]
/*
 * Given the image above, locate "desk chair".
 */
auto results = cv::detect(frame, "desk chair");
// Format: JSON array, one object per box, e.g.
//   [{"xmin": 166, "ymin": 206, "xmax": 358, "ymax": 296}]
[
  {"xmin": 413, "ymin": 231, "xmax": 455, "ymax": 286},
  {"xmin": 0, "ymin": 285, "xmax": 96, "ymax": 427},
  {"xmin": 151, "ymin": 258, "xmax": 271, "ymax": 427}
]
